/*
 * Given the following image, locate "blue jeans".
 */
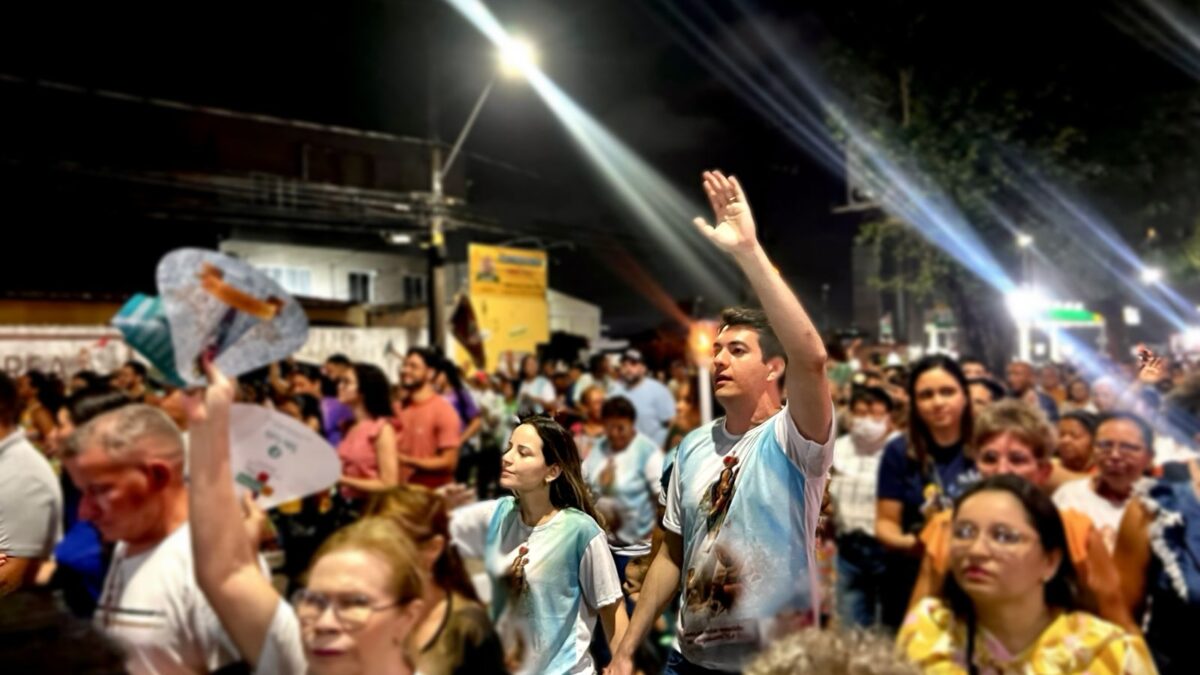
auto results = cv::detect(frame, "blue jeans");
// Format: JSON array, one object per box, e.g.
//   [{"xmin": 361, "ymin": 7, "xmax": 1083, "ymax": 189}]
[
  {"xmin": 835, "ymin": 531, "xmax": 888, "ymax": 628},
  {"xmin": 663, "ymin": 649, "xmax": 739, "ymax": 675}
]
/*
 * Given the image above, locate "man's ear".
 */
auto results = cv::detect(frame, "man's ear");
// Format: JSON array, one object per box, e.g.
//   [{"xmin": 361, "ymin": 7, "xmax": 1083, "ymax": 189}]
[
  {"xmin": 766, "ymin": 356, "xmax": 787, "ymax": 382},
  {"xmin": 146, "ymin": 460, "xmax": 173, "ymax": 489}
]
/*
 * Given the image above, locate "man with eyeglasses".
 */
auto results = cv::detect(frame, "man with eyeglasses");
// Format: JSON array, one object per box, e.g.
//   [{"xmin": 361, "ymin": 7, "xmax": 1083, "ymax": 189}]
[
  {"xmin": 65, "ymin": 404, "xmax": 262, "ymax": 674},
  {"xmin": 1052, "ymin": 411, "xmax": 1155, "ymax": 552}
]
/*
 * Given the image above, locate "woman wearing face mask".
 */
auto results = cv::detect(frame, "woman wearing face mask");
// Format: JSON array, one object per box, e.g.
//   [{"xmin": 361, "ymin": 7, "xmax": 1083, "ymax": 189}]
[
  {"xmin": 449, "ymin": 415, "xmax": 626, "ymax": 674},
  {"xmin": 364, "ymin": 486, "xmax": 506, "ymax": 675},
  {"xmin": 186, "ymin": 363, "xmax": 428, "ymax": 675},
  {"xmin": 828, "ymin": 386, "xmax": 898, "ymax": 627},
  {"xmin": 876, "ymin": 356, "xmax": 976, "ymax": 630},
  {"xmin": 898, "ymin": 475, "xmax": 1153, "ymax": 673},
  {"xmin": 906, "ymin": 400, "xmax": 1134, "ymax": 632}
]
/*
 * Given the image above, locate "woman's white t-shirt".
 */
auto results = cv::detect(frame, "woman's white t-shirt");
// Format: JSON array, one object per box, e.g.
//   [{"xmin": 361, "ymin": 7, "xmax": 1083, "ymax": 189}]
[{"xmin": 450, "ymin": 497, "xmax": 622, "ymax": 675}]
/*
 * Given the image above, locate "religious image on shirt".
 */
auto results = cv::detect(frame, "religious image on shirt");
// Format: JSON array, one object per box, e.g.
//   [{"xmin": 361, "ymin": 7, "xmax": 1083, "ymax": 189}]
[
  {"xmin": 684, "ymin": 542, "xmax": 747, "ymax": 619},
  {"xmin": 704, "ymin": 455, "xmax": 739, "ymax": 535}
]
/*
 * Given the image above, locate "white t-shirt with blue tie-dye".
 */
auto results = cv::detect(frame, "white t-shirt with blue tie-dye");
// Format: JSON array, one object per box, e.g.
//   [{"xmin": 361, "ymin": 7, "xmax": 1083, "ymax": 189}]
[
  {"xmin": 663, "ymin": 405, "xmax": 835, "ymax": 671},
  {"xmin": 450, "ymin": 497, "xmax": 622, "ymax": 675},
  {"xmin": 581, "ymin": 431, "xmax": 664, "ymax": 557}
]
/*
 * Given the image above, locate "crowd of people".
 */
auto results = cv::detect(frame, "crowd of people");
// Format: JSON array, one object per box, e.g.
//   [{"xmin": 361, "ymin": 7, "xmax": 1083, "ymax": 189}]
[{"xmin": 1, "ymin": 170, "xmax": 1197, "ymax": 674}]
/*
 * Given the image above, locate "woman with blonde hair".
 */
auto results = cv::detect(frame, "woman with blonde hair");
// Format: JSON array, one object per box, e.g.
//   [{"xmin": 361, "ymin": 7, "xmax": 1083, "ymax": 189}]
[{"xmin": 364, "ymin": 486, "xmax": 505, "ymax": 674}]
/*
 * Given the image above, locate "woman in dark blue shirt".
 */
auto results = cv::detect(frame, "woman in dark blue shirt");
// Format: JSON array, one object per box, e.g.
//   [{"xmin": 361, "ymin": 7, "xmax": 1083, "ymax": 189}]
[{"xmin": 874, "ymin": 355, "xmax": 976, "ymax": 629}]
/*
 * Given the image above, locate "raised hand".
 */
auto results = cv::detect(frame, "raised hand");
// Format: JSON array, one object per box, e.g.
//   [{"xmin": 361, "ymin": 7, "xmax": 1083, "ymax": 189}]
[
  {"xmin": 693, "ymin": 170, "xmax": 759, "ymax": 256},
  {"xmin": 1136, "ymin": 346, "xmax": 1166, "ymax": 386},
  {"xmin": 182, "ymin": 357, "xmax": 236, "ymax": 426}
]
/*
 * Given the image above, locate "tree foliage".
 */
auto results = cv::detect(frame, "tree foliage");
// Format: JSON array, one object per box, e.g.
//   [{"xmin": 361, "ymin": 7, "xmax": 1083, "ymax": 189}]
[{"xmin": 810, "ymin": 0, "xmax": 1200, "ymax": 362}]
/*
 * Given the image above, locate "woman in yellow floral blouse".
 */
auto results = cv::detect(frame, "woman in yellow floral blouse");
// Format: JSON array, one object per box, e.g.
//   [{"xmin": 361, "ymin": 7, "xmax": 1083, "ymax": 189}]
[{"xmin": 898, "ymin": 474, "xmax": 1155, "ymax": 674}]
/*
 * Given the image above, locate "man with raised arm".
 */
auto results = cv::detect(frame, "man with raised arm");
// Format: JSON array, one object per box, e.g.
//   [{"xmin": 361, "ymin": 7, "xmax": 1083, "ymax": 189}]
[{"xmin": 608, "ymin": 171, "xmax": 835, "ymax": 674}]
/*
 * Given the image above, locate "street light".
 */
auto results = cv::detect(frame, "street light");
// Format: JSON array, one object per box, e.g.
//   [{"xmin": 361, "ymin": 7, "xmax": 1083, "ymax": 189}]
[
  {"xmin": 1015, "ymin": 232, "xmax": 1034, "ymax": 248},
  {"xmin": 1141, "ymin": 267, "xmax": 1163, "ymax": 285},
  {"xmin": 428, "ymin": 36, "xmax": 538, "ymax": 349},
  {"xmin": 498, "ymin": 37, "xmax": 539, "ymax": 79},
  {"xmin": 1006, "ymin": 286, "xmax": 1049, "ymax": 362}
]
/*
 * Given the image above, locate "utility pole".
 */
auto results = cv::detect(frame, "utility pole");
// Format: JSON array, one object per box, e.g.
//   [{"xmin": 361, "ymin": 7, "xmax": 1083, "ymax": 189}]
[{"xmin": 428, "ymin": 145, "xmax": 448, "ymax": 350}]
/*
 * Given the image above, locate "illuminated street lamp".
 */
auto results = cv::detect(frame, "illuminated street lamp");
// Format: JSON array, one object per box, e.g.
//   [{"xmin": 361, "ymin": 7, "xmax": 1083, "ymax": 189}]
[
  {"xmin": 1006, "ymin": 285, "xmax": 1049, "ymax": 362},
  {"xmin": 428, "ymin": 35, "xmax": 538, "ymax": 348},
  {"xmin": 497, "ymin": 37, "xmax": 539, "ymax": 79},
  {"xmin": 1141, "ymin": 267, "xmax": 1163, "ymax": 285},
  {"xmin": 1015, "ymin": 232, "xmax": 1034, "ymax": 248}
]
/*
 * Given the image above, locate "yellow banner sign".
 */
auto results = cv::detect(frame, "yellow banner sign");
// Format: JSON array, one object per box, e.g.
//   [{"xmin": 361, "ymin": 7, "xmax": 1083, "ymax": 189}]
[
  {"xmin": 460, "ymin": 244, "xmax": 550, "ymax": 373},
  {"xmin": 469, "ymin": 244, "xmax": 547, "ymax": 297}
]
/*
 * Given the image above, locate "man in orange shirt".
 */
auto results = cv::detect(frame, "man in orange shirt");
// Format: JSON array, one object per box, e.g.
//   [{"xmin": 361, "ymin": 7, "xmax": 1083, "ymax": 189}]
[{"xmin": 395, "ymin": 347, "xmax": 462, "ymax": 488}]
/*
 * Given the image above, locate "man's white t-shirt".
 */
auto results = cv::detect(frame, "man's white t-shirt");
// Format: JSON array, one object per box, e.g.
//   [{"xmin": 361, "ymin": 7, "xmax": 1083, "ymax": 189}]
[
  {"xmin": 0, "ymin": 429, "xmax": 62, "ymax": 560},
  {"xmin": 94, "ymin": 523, "xmax": 245, "ymax": 675},
  {"xmin": 1052, "ymin": 478, "xmax": 1148, "ymax": 552},
  {"xmin": 450, "ymin": 497, "xmax": 622, "ymax": 675},
  {"xmin": 663, "ymin": 405, "xmax": 835, "ymax": 671}
]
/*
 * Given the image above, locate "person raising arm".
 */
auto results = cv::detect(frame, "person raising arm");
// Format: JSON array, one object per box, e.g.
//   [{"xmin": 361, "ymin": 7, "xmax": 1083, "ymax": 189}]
[{"xmin": 609, "ymin": 170, "xmax": 834, "ymax": 674}]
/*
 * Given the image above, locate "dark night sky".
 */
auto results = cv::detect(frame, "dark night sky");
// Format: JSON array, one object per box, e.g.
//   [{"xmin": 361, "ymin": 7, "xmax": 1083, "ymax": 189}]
[{"xmin": 0, "ymin": 1, "xmax": 853, "ymax": 333}]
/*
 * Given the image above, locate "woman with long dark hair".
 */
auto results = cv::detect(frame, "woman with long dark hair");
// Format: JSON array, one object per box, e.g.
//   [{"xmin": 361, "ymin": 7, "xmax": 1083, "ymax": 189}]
[
  {"xmin": 336, "ymin": 363, "xmax": 399, "ymax": 500},
  {"xmin": 899, "ymin": 475, "xmax": 1152, "ymax": 673},
  {"xmin": 365, "ymin": 486, "xmax": 505, "ymax": 675},
  {"xmin": 876, "ymin": 355, "xmax": 976, "ymax": 629},
  {"xmin": 449, "ymin": 415, "xmax": 626, "ymax": 674}
]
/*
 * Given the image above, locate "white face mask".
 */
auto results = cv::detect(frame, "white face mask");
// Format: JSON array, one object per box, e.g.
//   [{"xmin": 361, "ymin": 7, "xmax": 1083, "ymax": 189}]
[{"xmin": 850, "ymin": 416, "xmax": 890, "ymax": 451}]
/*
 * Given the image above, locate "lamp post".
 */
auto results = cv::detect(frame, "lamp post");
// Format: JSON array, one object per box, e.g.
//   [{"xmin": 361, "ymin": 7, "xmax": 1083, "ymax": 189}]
[{"xmin": 427, "ymin": 36, "xmax": 538, "ymax": 349}]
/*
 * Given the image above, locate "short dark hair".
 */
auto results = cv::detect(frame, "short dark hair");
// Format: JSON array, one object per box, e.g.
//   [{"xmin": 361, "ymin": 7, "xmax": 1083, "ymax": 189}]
[
  {"xmin": 1061, "ymin": 410, "xmax": 1098, "ymax": 435},
  {"xmin": 0, "ymin": 373, "xmax": 18, "ymax": 426},
  {"xmin": 65, "ymin": 388, "xmax": 134, "ymax": 426},
  {"xmin": 968, "ymin": 377, "xmax": 1008, "ymax": 403},
  {"xmin": 123, "ymin": 360, "xmax": 148, "ymax": 380},
  {"xmin": 719, "ymin": 307, "xmax": 785, "ymax": 363},
  {"xmin": 601, "ymin": 396, "xmax": 637, "ymax": 422},
  {"xmin": 293, "ymin": 362, "xmax": 321, "ymax": 383},
  {"xmin": 1097, "ymin": 411, "xmax": 1155, "ymax": 455},
  {"xmin": 850, "ymin": 386, "xmax": 894, "ymax": 411},
  {"xmin": 326, "ymin": 353, "xmax": 352, "ymax": 367},
  {"xmin": 406, "ymin": 346, "xmax": 443, "ymax": 371}
]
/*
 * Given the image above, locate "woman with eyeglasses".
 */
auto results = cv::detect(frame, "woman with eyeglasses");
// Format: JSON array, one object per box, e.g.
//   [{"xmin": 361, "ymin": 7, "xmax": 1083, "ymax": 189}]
[
  {"xmin": 1052, "ymin": 412, "xmax": 1155, "ymax": 553},
  {"xmin": 363, "ymin": 486, "xmax": 506, "ymax": 674},
  {"xmin": 335, "ymin": 363, "xmax": 400, "ymax": 504},
  {"xmin": 186, "ymin": 362, "xmax": 428, "ymax": 675},
  {"xmin": 907, "ymin": 400, "xmax": 1135, "ymax": 632},
  {"xmin": 1112, "ymin": 377, "xmax": 1200, "ymax": 674},
  {"xmin": 449, "ymin": 415, "xmax": 626, "ymax": 674},
  {"xmin": 898, "ymin": 474, "xmax": 1153, "ymax": 674}
]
